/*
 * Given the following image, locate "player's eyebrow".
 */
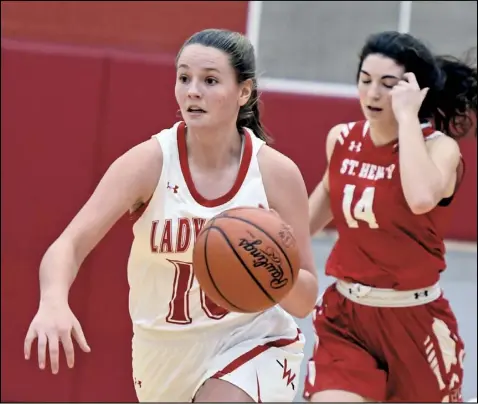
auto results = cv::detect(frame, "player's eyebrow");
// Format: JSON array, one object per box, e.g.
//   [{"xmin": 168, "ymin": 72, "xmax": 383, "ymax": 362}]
[
  {"xmin": 178, "ymin": 64, "xmax": 221, "ymax": 73},
  {"xmin": 360, "ymin": 69, "xmax": 399, "ymax": 80}
]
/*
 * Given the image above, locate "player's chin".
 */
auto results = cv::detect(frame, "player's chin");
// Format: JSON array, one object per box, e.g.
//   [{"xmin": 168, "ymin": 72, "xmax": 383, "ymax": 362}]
[
  {"xmin": 183, "ymin": 113, "xmax": 212, "ymax": 127},
  {"xmin": 362, "ymin": 108, "xmax": 387, "ymax": 122}
]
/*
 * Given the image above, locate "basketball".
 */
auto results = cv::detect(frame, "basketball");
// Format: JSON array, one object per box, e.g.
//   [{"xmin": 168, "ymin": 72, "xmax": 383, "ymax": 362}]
[{"xmin": 192, "ymin": 206, "xmax": 300, "ymax": 313}]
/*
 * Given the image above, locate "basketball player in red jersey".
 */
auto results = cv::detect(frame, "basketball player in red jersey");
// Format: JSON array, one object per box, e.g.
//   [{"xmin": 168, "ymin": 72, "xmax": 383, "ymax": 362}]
[
  {"xmin": 303, "ymin": 31, "xmax": 476, "ymax": 402},
  {"xmin": 23, "ymin": 29, "xmax": 318, "ymax": 402}
]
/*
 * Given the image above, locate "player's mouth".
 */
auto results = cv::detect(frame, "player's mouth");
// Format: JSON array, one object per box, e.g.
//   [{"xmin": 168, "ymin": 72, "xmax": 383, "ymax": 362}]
[
  {"xmin": 187, "ymin": 106, "xmax": 207, "ymax": 114},
  {"xmin": 367, "ymin": 106, "xmax": 383, "ymax": 112}
]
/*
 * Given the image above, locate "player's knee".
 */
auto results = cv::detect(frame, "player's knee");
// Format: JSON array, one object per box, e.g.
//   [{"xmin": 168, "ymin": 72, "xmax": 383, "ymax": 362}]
[
  {"xmin": 310, "ymin": 389, "xmax": 374, "ymax": 402},
  {"xmin": 193, "ymin": 378, "xmax": 254, "ymax": 402}
]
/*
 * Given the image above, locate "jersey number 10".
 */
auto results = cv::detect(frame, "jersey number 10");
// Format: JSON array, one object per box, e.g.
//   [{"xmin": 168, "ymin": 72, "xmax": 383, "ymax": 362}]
[
  {"xmin": 342, "ymin": 184, "xmax": 379, "ymax": 228},
  {"xmin": 166, "ymin": 260, "xmax": 229, "ymax": 324}
]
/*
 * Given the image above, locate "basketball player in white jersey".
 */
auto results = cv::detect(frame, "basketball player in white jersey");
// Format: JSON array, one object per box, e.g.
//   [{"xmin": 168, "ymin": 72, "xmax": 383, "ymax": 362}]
[{"xmin": 24, "ymin": 29, "xmax": 319, "ymax": 402}]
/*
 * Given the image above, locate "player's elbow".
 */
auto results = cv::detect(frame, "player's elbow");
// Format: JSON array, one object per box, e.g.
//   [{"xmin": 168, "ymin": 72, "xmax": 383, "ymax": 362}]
[
  {"xmin": 406, "ymin": 195, "xmax": 437, "ymax": 215},
  {"xmin": 283, "ymin": 303, "xmax": 314, "ymax": 319},
  {"xmin": 280, "ymin": 270, "xmax": 319, "ymax": 318},
  {"xmin": 404, "ymin": 174, "xmax": 447, "ymax": 215},
  {"xmin": 404, "ymin": 186, "xmax": 441, "ymax": 215},
  {"xmin": 291, "ymin": 304, "xmax": 316, "ymax": 319}
]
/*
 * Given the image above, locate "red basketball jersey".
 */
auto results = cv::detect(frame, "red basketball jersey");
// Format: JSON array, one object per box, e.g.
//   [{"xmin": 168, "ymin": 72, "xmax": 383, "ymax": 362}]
[{"xmin": 326, "ymin": 120, "xmax": 459, "ymax": 290}]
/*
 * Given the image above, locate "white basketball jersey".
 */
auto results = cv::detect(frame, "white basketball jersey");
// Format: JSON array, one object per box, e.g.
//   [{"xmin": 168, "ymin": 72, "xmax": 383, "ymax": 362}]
[{"xmin": 127, "ymin": 121, "xmax": 290, "ymax": 333}]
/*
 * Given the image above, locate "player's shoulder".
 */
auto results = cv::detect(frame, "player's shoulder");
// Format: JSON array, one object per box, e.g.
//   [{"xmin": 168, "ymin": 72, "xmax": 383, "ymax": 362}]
[
  {"xmin": 325, "ymin": 120, "xmax": 364, "ymax": 161},
  {"xmin": 118, "ymin": 137, "xmax": 162, "ymax": 169},
  {"xmin": 257, "ymin": 145, "xmax": 308, "ymax": 208},
  {"xmin": 257, "ymin": 144, "xmax": 299, "ymax": 175},
  {"xmin": 116, "ymin": 123, "xmax": 184, "ymax": 198},
  {"xmin": 424, "ymin": 131, "xmax": 462, "ymax": 172},
  {"xmin": 330, "ymin": 120, "xmax": 367, "ymax": 141},
  {"xmin": 151, "ymin": 120, "xmax": 183, "ymax": 143},
  {"xmin": 141, "ymin": 120, "xmax": 184, "ymax": 164},
  {"xmin": 257, "ymin": 145, "xmax": 303, "ymax": 183},
  {"xmin": 424, "ymin": 130, "xmax": 460, "ymax": 150}
]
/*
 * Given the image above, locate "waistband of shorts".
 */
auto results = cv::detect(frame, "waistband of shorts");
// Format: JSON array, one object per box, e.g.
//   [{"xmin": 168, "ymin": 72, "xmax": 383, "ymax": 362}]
[
  {"xmin": 335, "ymin": 280, "xmax": 442, "ymax": 307},
  {"xmin": 132, "ymin": 313, "xmax": 263, "ymax": 343}
]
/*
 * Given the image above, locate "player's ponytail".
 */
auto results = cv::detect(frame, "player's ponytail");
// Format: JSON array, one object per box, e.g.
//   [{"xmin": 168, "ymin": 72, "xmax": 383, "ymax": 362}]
[
  {"xmin": 237, "ymin": 85, "xmax": 271, "ymax": 143},
  {"xmin": 432, "ymin": 53, "xmax": 477, "ymax": 139}
]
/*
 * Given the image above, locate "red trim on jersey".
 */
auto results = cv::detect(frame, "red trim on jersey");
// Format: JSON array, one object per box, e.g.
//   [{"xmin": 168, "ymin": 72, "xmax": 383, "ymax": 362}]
[
  {"xmin": 177, "ymin": 121, "xmax": 253, "ymax": 207},
  {"xmin": 211, "ymin": 328, "xmax": 302, "ymax": 379}
]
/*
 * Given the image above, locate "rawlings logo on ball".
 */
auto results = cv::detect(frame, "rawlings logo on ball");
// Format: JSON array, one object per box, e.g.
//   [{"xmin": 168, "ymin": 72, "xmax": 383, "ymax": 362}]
[{"xmin": 238, "ymin": 237, "xmax": 289, "ymax": 289}]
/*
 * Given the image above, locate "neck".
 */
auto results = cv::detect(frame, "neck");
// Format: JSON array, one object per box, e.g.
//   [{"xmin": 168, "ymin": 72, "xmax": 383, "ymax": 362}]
[
  {"xmin": 368, "ymin": 119, "xmax": 400, "ymax": 146},
  {"xmin": 186, "ymin": 122, "xmax": 243, "ymax": 170}
]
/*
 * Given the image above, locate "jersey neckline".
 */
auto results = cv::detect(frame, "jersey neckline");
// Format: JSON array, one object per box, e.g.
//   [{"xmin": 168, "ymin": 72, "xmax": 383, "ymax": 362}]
[
  {"xmin": 363, "ymin": 120, "xmax": 435, "ymax": 149},
  {"xmin": 177, "ymin": 121, "xmax": 253, "ymax": 208}
]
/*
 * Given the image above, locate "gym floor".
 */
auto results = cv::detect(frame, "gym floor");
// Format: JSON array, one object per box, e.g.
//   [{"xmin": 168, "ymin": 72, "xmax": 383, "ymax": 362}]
[{"xmin": 293, "ymin": 233, "xmax": 477, "ymax": 402}]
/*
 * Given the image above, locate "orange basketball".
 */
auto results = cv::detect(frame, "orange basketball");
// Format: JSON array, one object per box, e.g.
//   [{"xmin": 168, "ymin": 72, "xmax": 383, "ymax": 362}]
[{"xmin": 192, "ymin": 207, "xmax": 300, "ymax": 313}]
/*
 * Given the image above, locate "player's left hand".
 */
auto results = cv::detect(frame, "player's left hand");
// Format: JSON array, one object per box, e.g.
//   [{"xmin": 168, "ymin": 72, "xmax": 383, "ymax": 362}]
[{"xmin": 391, "ymin": 72, "xmax": 429, "ymax": 121}]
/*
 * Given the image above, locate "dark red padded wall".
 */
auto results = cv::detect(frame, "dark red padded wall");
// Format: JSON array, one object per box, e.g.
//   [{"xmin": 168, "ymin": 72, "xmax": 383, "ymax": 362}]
[
  {"xmin": 71, "ymin": 53, "xmax": 181, "ymax": 403},
  {"xmin": 1, "ymin": 39, "xmax": 107, "ymax": 402},
  {"xmin": 1, "ymin": 1, "xmax": 249, "ymax": 54}
]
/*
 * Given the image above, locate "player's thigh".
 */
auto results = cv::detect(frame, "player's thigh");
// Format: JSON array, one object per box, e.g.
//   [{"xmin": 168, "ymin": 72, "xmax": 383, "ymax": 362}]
[
  {"xmin": 132, "ymin": 334, "xmax": 207, "ymax": 402},
  {"xmin": 310, "ymin": 390, "xmax": 374, "ymax": 402},
  {"xmin": 386, "ymin": 297, "xmax": 465, "ymax": 402},
  {"xmin": 194, "ymin": 378, "xmax": 254, "ymax": 402},
  {"xmin": 303, "ymin": 286, "xmax": 387, "ymax": 402},
  {"xmin": 194, "ymin": 332, "xmax": 305, "ymax": 402}
]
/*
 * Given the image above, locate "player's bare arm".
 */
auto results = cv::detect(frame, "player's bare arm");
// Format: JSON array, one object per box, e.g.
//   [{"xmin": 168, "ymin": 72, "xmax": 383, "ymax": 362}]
[
  {"xmin": 259, "ymin": 145, "xmax": 319, "ymax": 318},
  {"xmin": 392, "ymin": 72, "xmax": 461, "ymax": 214},
  {"xmin": 40, "ymin": 138, "xmax": 162, "ymax": 300},
  {"xmin": 24, "ymin": 138, "xmax": 163, "ymax": 372},
  {"xmin": 308, "ymin": 123, "xmax": 343, "ymax": 236}
]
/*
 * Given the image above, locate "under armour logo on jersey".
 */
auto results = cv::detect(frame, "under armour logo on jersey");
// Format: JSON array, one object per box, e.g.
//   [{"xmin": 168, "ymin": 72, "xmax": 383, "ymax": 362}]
[
  {"xmin": 167, "ymin": 182, "xmax": 179, "ymax": 194},
  {"xmin": 348, "ymin": 141, "xmax": 362, "ymax": 152}
]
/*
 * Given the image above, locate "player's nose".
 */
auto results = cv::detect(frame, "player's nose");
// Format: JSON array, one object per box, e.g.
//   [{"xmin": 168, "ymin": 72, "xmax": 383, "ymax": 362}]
[
  {"xmin": 367, "ymin": 83, "xmax": 381, "ymax": 100},
  {"xmin": 187, "ymin": 80, "xmax": 202, "ymax": 99}
]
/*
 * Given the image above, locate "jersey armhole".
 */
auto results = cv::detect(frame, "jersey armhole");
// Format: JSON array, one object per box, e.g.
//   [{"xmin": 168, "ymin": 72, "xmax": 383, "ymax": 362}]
[
  {"xmin": 437, "ymin": 154, "xmax": 466, "ymax": 207},
  {"xmin": 129, "ymin": 133, "xmax": 168, "ymax": 224}
]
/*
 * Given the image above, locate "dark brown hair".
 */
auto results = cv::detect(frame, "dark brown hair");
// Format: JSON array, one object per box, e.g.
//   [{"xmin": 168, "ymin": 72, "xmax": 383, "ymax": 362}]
[{"xmin": 358, "ymin": 31, "xmax": 477, "ymax": 139}]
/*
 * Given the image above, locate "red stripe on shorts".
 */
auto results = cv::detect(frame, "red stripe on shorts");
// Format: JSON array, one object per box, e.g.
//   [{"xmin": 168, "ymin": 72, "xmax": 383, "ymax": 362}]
[{"xmin": 212, "ymin": 328, "xmax": 302, "ymax": 378}]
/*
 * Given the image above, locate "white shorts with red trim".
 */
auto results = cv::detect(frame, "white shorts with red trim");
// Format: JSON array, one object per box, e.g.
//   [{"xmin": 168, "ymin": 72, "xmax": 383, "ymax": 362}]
[{"xmin": 131, "ymin": 308, "xmax": 305, "ymax": 402}]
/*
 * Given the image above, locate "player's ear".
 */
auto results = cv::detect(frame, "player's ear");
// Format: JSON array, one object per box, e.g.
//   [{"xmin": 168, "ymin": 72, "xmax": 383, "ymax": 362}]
[{"xmin": 238, "ymin": 79, "xmax": 253, "ymax": 107}]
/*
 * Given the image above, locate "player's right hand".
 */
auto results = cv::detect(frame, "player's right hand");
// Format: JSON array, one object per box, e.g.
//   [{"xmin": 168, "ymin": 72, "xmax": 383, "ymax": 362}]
[{"xmin": 24, "ymin": 302, "xmax": 91, "ymax": 374}]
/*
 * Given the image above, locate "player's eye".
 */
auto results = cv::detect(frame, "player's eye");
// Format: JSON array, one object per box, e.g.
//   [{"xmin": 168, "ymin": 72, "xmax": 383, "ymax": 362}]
[
  {"xmin": 205, "ymin": 77, "xmax": 218, "ymax": 85},
  {"xmin": 178, "ymin": 75, "xmax": 189, "ymax": 83}
]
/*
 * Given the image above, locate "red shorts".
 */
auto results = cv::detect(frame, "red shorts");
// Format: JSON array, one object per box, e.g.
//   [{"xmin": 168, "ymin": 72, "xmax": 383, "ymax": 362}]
[{"xmin": 303, "ymin": 283, "xmax": 465, "ymax": 402}]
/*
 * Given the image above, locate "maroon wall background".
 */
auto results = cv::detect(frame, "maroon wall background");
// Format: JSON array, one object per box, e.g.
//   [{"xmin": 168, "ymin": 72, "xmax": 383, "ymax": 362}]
[
  {"xmin": 1, "ymin": 2, "xmax": 476, "ymax": 402},
  {"xmin": 1, "ymin": 1, "xmax": 249, "ymax": 54}
]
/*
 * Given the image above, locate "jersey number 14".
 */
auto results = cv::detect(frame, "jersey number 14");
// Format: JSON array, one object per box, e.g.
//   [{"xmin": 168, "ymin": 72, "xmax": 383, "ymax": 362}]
[{"xmin": 342, "ymin": 184, "xmax": 379, "ymax": 228}]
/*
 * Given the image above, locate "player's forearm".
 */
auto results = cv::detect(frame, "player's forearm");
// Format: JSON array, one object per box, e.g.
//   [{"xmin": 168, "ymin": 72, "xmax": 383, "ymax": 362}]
[
  {"xmin": 398, "ymin": 116, "xmax": 443, "ymax": 213},
  {"xmin": 279, "ymin": 269, "xmax": 318, "ymax": 318},
  {"xmin": 39, "ymin": 237, "xmax": 80, "ymax": 304},
  {"xmin": 309, "ymin": 181, "xmax": 333, "ymax": 236}
]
